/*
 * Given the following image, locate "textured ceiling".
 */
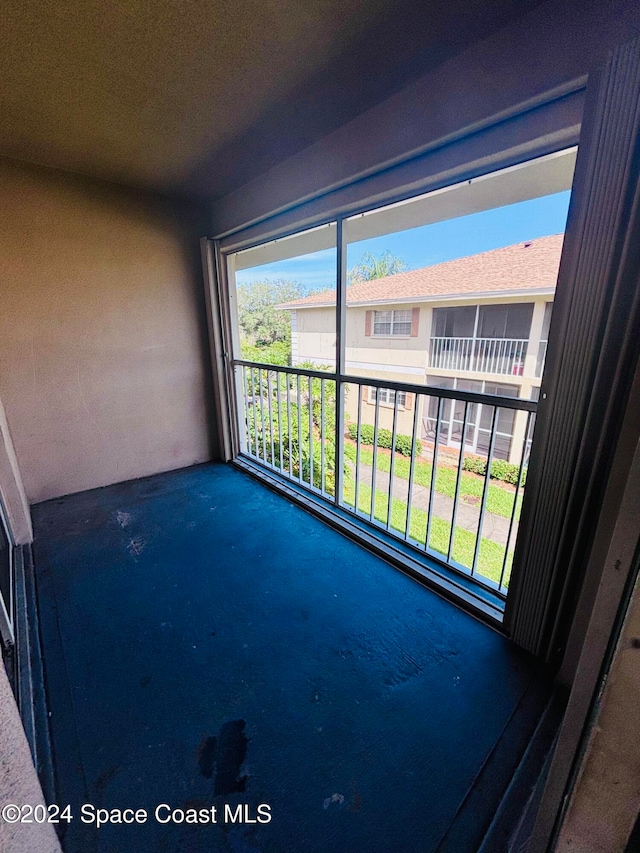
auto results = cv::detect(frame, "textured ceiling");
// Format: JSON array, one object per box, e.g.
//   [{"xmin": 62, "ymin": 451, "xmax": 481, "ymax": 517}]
[{"xmin": 0, "ymin": 0, "xmax": 546, "ymax": 199}]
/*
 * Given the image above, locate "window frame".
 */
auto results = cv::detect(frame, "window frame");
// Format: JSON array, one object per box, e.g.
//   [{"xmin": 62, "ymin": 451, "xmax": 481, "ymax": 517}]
[
  {"xmin": 372, "ymin": 308, "xmax": 413, "ymax": 338},
  {"xmin": 207, "ymin": 146, "xmax": 581, "ymax": 637},
  {"xmin": 369, "ymin": 386, "xmax": 408, "ymax": 408}
]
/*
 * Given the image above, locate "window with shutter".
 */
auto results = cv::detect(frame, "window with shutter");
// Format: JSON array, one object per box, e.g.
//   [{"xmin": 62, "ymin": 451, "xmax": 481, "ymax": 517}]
[{"xmin": 372, "ymin": 309, "xmax": 412, "ymax": 336}]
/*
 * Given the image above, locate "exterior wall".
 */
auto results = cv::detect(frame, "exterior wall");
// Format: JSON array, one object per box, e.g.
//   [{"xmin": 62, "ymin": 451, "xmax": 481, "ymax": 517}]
[
  {"xmin": 293, "ymin": 294, "xmax": 551, "ymax": 462},
  {"xmin": 344, "ymin": 369, "xmax": 420, "ymax": 438},
  {"xmin": 0, "ymin": 665, "xmax": 61, "ymax": 853},
  {"xmin": 294, "ymin": 307, "xmax": 336, "ymax": 366},
  {"xmin": 346, "ymin": 303, "xmax": 430, "ymax": 374},
  {"xmin": 0, "ymin": 158, "xmax": 213, "ymax": 503},
  {"xmin": 294, "ymin": 295, "xmax": 550, "ymax": 386}
]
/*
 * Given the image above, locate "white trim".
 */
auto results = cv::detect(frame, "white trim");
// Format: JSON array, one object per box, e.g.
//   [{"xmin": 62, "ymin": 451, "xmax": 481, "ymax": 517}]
[{"xmin": 281, "ymin": 287, "xmax": 555, "ymax": 311}]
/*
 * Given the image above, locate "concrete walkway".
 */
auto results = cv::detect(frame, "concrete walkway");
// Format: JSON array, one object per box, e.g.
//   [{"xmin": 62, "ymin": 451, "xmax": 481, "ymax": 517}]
[{"xmin": 353, "ymin": 462, "xmax": 518, "ymax": 547}]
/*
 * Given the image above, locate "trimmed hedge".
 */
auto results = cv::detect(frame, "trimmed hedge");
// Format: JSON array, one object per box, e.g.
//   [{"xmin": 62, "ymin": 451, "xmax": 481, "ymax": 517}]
[
  {"xmin": 463, "ymin": 455, "xmax": 526, "ymax": 486},
  {"xmin": 347, "ymin": 422, "xmax": 422, "ymax": 457}
]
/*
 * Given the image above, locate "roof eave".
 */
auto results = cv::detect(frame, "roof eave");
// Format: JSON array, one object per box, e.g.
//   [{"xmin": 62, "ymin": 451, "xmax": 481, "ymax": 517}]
[{"xmin": 288, "ymin": 286, "xmax": 556, "ymax": 310}]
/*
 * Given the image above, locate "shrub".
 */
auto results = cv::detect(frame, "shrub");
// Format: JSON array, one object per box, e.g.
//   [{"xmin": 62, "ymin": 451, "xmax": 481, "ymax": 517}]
[
  {"xmin": 462, "ymin": 455, "xmax": 527, "ymax": 486},
  {"xmin": 346, "ymin": 423, "xmax": 422, "ymax": 457},
  {"xmin": 394, "ymin": 434, "xmax": 417, "ymax": 456},
  {"xmin": 462, "ymin": 455, "xmax": 486, "ymax": 476},
  {"xmin": 348, "ymin": 423, "xmax": 372, "ymax": 443},
  {"xmin": 490, "ymin": 459, "xmax": 521, "ymax": 486},
  {"xmin": 376, "ymin": 427, "xmax": 393, "ymax": 450}
]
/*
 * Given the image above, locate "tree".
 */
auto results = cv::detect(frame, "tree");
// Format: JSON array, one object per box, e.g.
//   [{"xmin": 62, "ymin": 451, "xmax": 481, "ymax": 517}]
[
  {"xmin": 236, "ymin": 278, "xmax": 304, "ymax": 347},
  {"xmin": 348, "ymin": 250, "xmax": 408, "ymax": 284},
  {"xmin": 243, "ymin": 366, "xmax": 349, "ymax": 494}
]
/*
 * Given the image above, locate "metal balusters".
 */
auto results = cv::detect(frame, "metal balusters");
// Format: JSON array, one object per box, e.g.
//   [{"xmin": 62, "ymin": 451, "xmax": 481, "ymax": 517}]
[
  {"xmin": 296, "ymin": 374, "xmax": 303, "ymax": 484},
  {"xmin": 287, "ymin": 373, "xmax": 293, "ymax": 478},
  {"xmin": 233, "ymin": 358, "xmax": 538, "ymax": 599},
  {"xmin": 320, "ymin": 379, "xmax": 326, "ymax": 494},
  {"xmin": 245, "ymin": 367, "xmax": 252, "ymax": 456},
  {"xmin": 354, "ymin": 384, "xmax": 363, "ymax": 514},
  {"xmin": 471, "ymin": 406, "xmax": 499, "ymax": 577},
  {"xmin": 267, "ymin": 370, "xmax": 275, "ymax": 467},
  {"xmin": 386, "ymin": 392, "xmax": 400, "ymax": 532},
  {"xmin": 370, "ymin": 392, "xmax": 381, "ymax": 522},
  {"xmin": 306, "ymin": 376, "xmax": 313, "ymax": 488},
  {"xmin": 277, "ymin": 369, "xmax": 284, "ymax": 473},
  {"xmin": 258, "ymin": 368, "xmax": 267, "ymax": 462},
  {"xmin": 425, "ymin": 397, "xmax": 443, "ymax": 551},
  {"xmin": 447, "ymin": 402, "xmax": 470, "ymax": 563},
  {"xmin": 251, "ymin": 368, "xmax": 256, "ymax": 456},
  {"xmin": 253, "ymin": 367, "xmax": 259, "ymax": 459},
  {"xmin": 404, "ymin": 396, "xmax": 420, "ymax": 542},
  {"xmin": 464, "ymin": 338, "xmax": 472, "ymax": 371},
  {"xmin": 430, "ymin": 337, "xmax": 528, "ymax": 375}
]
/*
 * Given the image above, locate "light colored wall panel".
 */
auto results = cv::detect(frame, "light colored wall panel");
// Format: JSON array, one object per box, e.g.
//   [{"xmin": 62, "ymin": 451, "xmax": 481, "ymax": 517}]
[{"xmin": 0, "ymin": 159, "xmax": 213, "ymax": 503}]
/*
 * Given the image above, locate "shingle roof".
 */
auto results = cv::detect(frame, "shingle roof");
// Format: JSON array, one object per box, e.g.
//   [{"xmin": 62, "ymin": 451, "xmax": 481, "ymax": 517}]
[{"xmin": 279, "ymin": 234, "xmax": 563, "ymax": 309}]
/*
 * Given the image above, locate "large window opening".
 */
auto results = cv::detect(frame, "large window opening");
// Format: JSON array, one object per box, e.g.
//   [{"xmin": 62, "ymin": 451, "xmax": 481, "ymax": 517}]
[{"xmin": 224, "ymin": 148, "xmax": 576, "ymax": 618}]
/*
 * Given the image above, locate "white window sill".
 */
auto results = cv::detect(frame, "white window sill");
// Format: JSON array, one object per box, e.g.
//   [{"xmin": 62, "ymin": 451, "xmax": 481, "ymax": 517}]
[{"xmin": 371, "ymin": 334, "xmax": 412, "ymax": 340}]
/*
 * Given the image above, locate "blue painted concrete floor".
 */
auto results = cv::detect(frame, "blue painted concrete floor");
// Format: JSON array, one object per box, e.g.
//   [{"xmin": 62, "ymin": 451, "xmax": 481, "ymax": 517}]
[{"xmin": 32, "ymin": 463, "xmax": 548, "ymax": 853}]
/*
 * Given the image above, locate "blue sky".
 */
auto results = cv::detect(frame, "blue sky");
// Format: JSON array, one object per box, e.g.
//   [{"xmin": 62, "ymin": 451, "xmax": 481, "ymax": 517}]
[{"xmin": 235, "ymin": 191, "xmax": 571, "ymax": 293}]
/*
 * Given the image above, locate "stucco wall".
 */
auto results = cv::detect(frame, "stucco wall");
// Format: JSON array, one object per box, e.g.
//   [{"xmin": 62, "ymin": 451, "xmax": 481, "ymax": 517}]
[
  {"xmin": 295, "ymin": 307, "xmax": 337, "ymax": 366},
  {"xmin": 0, "ymin": 159, "xmax": 213, "ymax": 503},
  {"xmin": 350, "ymin": 392, "xmax": 419, "ymax": 438},
  {"xmin": 294, "ymin": 295, "xmax": 550, "ymax": 385},
  {"xmin": 0, "ymin": 664, "xmax": 61, "ymax": 853}
]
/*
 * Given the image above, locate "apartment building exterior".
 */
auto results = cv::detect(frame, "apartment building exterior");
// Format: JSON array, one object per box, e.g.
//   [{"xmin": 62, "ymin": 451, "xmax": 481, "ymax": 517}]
[{"xmin": 281, "ymin": 234, "xmax": 560, "ymax": 464}]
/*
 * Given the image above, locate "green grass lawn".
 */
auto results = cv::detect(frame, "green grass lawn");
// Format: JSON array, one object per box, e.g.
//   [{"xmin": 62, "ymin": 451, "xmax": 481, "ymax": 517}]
[
  {"xmin": 345, "ymin": 442, "xmax": 523, "ymax": 522},
  {"xmin": 342, "ymin": 479, "xmax": 512, "ymax": 588}
]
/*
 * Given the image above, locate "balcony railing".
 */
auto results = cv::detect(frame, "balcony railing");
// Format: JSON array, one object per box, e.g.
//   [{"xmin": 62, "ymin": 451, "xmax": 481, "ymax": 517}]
[
  {"xmin": 234, "ymin": 360, "xmax": 537, "ymax": 598},
  {"xmin": 429, "ymin": 336, "xmax": 529, "ymax": 376}
]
